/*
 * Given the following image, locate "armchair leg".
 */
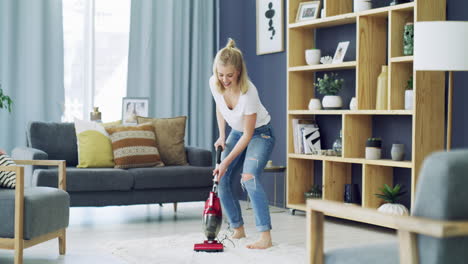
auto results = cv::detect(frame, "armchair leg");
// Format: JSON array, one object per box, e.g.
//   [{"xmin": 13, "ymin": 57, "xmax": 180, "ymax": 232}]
[
  {"xmin": 59, "ymin": 229, "xmax": 66, "ymax": 255},
  {"xmin": 173, "ymin": 202, "xmax": 178, "ymax": 213},
  {"xmin": 14, "ymin": 238, "xmax": 24, "ymax": 264}
]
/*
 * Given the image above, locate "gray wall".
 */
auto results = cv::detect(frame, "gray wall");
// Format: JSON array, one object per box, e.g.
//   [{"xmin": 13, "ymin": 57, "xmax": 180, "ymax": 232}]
[{"xmin": 218, "ymin": 0, "xmax": 468, "ymax": 208}]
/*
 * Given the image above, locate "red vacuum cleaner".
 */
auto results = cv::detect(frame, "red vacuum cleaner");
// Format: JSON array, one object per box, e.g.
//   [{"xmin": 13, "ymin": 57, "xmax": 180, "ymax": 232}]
[{"xmin": 193, "ymin": 146, "xmax": 224, "ymax": 252}]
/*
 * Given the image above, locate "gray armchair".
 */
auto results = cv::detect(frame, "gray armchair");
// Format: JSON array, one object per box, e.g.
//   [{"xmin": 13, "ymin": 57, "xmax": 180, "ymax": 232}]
[
  {"xmin": 307, "ymin": 150, "xmax": 468, "ymax": 264},
  {"xmin": 0, "ymin": 160, "xmax": 69, "ymax": 264}
]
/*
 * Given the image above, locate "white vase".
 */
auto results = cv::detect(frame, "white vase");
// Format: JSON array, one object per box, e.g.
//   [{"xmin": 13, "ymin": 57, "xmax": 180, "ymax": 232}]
[
  {"xmin": 349, "ymin": 97, "xmax": 357, "ymax": 110},
  {"xmin": 322, "ymin": 95, "xmax": 343, "ymax": 110},
  {"xmin": 378, "ymin": 203, "xmax": 409, "ymax": 216},
  {"xmin": 308, "ymin": 98, "xmax": 322, "ymax": 110},
  {"xmin": 305, "ymin": 49, "xmax": 321, "ymax": 65},
  {"xmin": 405, "ymin": 90, "xmax": 413, "ymax": 110},
  {"xmin": 354, "ymin": 0, "xmax": 372, "ymax": 12}
]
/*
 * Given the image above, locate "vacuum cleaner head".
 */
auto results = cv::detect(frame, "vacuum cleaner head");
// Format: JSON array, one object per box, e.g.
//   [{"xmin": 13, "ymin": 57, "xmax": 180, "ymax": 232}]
[{"xmin": 193, "ymin": 240, "xmax": 224, "ymax": 252}]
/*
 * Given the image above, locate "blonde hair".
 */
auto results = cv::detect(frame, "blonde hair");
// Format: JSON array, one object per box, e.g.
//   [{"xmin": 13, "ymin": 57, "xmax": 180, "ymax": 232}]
[{"xmin": 212, "ymin": 38, "xmax": 250, "ymax": 94}]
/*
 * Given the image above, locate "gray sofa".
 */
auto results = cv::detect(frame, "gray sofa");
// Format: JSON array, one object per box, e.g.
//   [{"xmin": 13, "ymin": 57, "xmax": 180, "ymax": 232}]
[{"xmin": 12, "ymin": 121, "xmax": 214, "ymax": 207}]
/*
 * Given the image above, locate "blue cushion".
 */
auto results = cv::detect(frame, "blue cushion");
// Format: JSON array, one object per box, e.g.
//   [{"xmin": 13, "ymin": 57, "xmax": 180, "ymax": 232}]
[
  {"xmin": 325, "ymin": 242, "xmax": 398, "ymax": 264},
  {"xmin": 130, "ymin": 166, "xmax": 213, "ymax": 189},
  {"xmin": 27, "ymin": 122, "xmax": 78, "ymax": 166},
  {"xmin": 413, "ymin": 150, "xmax": 468, "ymax": 264},
  {"xmin": 33, "ymin": 167, "xmax": 134, "ymax": 192},
  {"xmin": 0, "ymin": 187, "xmax": 69, "ymax": 240}
]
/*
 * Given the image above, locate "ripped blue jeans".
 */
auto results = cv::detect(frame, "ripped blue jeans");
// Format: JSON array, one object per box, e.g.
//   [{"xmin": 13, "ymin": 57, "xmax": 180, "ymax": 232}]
[{"xmin": 218, "ymin": 123, "xmax": 275, "ymax": 232}]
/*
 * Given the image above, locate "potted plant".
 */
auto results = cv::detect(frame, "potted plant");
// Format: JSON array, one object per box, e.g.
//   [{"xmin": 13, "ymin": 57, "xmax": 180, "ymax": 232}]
[
  {"xmin": 314, "ymin": 73, "xmax": 344, "ymax": 109},
  {"xmin": 375, "ymin": 184, "xmax": 409, "ymax": 216},
  {"xmin": 365, "ymin": 137, "xmax": 382, "ymax": 159},
  {"xmin": 0, "ymin": 84, "xmax": 12, "ymax": 113},
  {"xmin": 404, "ymin": 76, "xmax": 413, "ymax": 110},
  {"xmin": 304, "ymin": 184, "xmax": 322, "ymax": 199}
]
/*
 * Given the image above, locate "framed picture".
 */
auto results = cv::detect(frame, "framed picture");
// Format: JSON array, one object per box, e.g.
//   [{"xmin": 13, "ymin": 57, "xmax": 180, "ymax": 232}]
[
  {"xmin": 295, "ymin": 1, "xmax": 321, "ymax": 22},
  {"xmin": 256, "ymin": 0, "xmax": 284, "ymax": 55},
  {"xmin": 122, "ymin": 97, "xmax": 149, "ymax": 125},
  {"xmin": 332, "ymin": 41, "xmax": 350, "ymax": 64}
]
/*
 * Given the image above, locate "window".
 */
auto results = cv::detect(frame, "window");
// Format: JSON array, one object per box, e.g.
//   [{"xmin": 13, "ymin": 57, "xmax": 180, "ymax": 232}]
[{"xmin": 62, "ymin": 0, "xmax": 131, "ymax": 122}]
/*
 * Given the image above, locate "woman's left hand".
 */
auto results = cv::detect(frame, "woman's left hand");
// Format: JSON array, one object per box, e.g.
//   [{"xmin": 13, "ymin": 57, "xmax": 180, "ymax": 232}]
[{"xmin": 213, "ymin": 161, "xmax": 228, "ymax": 181}]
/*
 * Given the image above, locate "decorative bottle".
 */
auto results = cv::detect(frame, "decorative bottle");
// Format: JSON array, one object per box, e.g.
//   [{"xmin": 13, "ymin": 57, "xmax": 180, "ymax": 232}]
[
  {"xmin": 332, "ymin": 130, "xmax": 343, "ymax": 157},
  {"xmin": 375, "ymin": 65, "xmax": 388, "ymax": 110},
  {"xmin": 90, "ymin": 107, "xmax": 102, "ymax": 122}
]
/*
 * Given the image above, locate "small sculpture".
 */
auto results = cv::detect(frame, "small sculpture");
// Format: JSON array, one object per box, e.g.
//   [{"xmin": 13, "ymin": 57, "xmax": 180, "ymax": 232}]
[{"xmin": 320, "ymin": 55, "xmax": 333, "ymax": 64}]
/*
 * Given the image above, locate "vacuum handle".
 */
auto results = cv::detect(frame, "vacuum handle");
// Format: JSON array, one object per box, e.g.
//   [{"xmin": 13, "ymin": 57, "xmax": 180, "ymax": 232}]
[
  {"xmin": 212, "ymin": 146, "xmax": 223, "ymax": 189},
  {"xmin": 216, "ymin": 146, "xmax": 222, "ymax": 165}
]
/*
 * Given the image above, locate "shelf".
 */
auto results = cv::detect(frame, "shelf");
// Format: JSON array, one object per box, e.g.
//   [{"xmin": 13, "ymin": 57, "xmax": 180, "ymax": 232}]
[
  {"xmin": 289, "ymin": 13, "xmax": 356, "ymax": 30},
  {"xmin": 288, "ymin": 2, "xmax": 414, "ymax": 30},
  {"xmin": 288, "ymin": 110, "xmax": 414, "ymax": 115},
  {"xmin": 288, "ymin": 153, "xmax": 413, "ymax": 168},
  {"xmin": 391, "ymin": 56, "xmax": 414, "ymax": 63},
  {"xmin": 288, "ymin": 61, "xmax": 356, "ymax": 72},
  {"xmin": 359, "ymin": 2, "xmax": 414, "ymax": 17}
]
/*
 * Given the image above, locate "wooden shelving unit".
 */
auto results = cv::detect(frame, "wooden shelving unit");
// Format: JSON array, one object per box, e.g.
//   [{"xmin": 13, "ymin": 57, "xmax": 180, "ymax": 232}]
[{"xmin": 286, "ymin": 0, "xmax": 446, "ymax": 218}]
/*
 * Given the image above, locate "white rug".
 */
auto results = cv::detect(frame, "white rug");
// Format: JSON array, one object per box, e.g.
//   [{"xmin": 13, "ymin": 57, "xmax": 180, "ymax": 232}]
[{"xmin": 105, "ymin": 232, "xmax": 306, "ymax": 264}]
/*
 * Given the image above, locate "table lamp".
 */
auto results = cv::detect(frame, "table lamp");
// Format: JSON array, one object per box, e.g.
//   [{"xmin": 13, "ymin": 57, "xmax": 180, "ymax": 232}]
[{"xmin": 414, "ymin": 21, "xmax": 468, "ymax": 150}]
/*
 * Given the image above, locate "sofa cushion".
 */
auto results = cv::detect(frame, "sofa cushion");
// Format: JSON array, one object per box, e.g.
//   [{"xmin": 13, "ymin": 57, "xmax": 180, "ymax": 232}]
[
  {"xmin": 325, "ymin": 242, "xmax": 398, "ymax": 264},
  {"xmin": 74, "ymin": 118, "xmax": 114, "ymax": 168},
  {"xmin": 106, "ymin": 124, "xmax": 164, "ymax": 169},
  {"xmin": 0, "ymin": 187, "xmax": 69, "ymax": 240},
  {"xmin": 130, "ymin": 166, "xmax": 213, "ymax": 190},
  {"xmin": 33, "ymin": 168, "xmax": 134, "ymax": 192},
  {"xmin": 137, "ymin": 116, "xmax": 188, "ymax": 166},
  {"xmin": 0, "ymin": 154, "xmax": 16, "ymax": 188},
  {"xmin": 27, "ymin": 122, "xmax": 78, "ymax": 166}
]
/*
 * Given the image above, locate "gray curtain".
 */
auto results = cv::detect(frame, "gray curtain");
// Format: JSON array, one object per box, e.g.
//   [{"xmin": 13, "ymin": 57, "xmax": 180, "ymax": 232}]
[
  {"xmin": 127, "ymin": 0, "xmax": 216, "ymax": 150},
  {"xmin": 0, "ymin": 0, "xmax": 64, "ymax": 153}
]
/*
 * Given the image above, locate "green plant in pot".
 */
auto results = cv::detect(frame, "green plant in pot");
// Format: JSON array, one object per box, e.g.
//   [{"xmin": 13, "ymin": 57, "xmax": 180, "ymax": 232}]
[
  {"xmin": 375, "ymin": 184, "xmax": 409, "ymax": 216},
  {"xmin": 314, "ymin": 73, "xmax": 344, "ymax": 110},
  {"xmin": 304, "ymin": 184, "xmax": 322, "ymax": 199},
  {"xmin": 365, "ymin": 137, "xmax": 382, "ymax": 159},
  {"xmin": 405, "ymin": 76, "xmax": 413, "ymax": 110},
  {"xmin": 0, "ymin": 84, "xmax": 12, "ymax": 113}
]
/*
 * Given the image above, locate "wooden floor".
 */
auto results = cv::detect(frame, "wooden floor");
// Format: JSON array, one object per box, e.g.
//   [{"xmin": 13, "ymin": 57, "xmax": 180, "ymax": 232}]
[{"xmin": 0, "ymin": 201, "xmax": 396, "ymax": 263}]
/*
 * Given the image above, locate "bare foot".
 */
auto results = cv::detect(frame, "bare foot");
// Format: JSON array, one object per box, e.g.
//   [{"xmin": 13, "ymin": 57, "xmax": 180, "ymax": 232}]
[
  {"xmin": 246, "ymin": 231, "xmax": 272, "ymax": 249},
  {"xmin": 232, "ymin": 226, "xmax": 246, "ymax": 239}
]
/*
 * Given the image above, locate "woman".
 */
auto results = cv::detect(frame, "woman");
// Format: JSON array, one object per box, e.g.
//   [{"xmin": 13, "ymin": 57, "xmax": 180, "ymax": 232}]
[{"xmin": 210, "ymin": 38, "xmax": 275, "ymax": 249}]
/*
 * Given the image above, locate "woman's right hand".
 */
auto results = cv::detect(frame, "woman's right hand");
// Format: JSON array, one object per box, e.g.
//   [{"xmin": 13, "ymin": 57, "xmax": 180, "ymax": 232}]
[{"xmin": 214, "ymin": 136, "xmax": 225, "ymax": 151}]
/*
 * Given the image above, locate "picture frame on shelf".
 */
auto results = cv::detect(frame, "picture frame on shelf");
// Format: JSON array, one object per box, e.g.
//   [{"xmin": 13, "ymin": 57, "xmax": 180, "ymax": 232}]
[
  {"xmin": 332, "ymin": 41, "xmax": 350, "ymax": 63},
  {"xmin": 256, "ymin": 0, "xmax": 284, "ymax": 55},
  {"xmin": 295, "ymin": 1, "xmax": 321, "ymax": 22},
  {"xmin": 122, "ymin": 97, "xmax": 149, "ymax": 125}
]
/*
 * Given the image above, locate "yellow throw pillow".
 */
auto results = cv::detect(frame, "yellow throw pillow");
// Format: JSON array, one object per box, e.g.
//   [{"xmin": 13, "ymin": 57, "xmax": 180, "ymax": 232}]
[
  {"xmin": 137, "ymin": 116, "xmax": 188, "ymax": 166},
  {"xmin": 74, "ymin": 118, "xmax": 115, "ymax": 168},
  {"xmin": 105, "ymin": 124, "xmax": 164, "ymax": 169}
]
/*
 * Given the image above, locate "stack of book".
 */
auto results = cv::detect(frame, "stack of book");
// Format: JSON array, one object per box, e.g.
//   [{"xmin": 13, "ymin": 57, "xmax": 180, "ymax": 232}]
[{"xmin": 292, "ymin": 118, "xmax": 321, "ymax": 154}]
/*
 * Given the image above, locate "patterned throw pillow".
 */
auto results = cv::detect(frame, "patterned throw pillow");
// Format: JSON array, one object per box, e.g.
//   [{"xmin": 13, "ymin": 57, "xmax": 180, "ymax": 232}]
[
  {"xmin": 105, "ymin": 124, "xmax": 164, "ymax": 169},
  {"xmin": 74, "ymin": 118, "xmax": 115, "ymax": 168},
  {"xmin": 0, "ymin": 154, "xmax": 16, "ymax": 188},
  {"xmin": 137, "ymin": 116, "xmax": 188, "ymax": 166}
]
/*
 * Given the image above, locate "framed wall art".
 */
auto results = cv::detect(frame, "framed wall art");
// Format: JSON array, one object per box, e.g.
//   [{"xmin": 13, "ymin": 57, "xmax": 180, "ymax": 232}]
[
  {"xmin": 256, "ymin": 0, "xmax": 284, "ymax": 55},
  {"xmin": 122, "ymin": 97, "xmax": 149, "ymax": 125}
]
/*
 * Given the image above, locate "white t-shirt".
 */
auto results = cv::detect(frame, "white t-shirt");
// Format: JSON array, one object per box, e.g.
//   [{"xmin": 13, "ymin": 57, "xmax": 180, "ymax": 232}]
[{"xmin": 209, "ymin": 75, "xmax": 271, "ymax": 131}]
